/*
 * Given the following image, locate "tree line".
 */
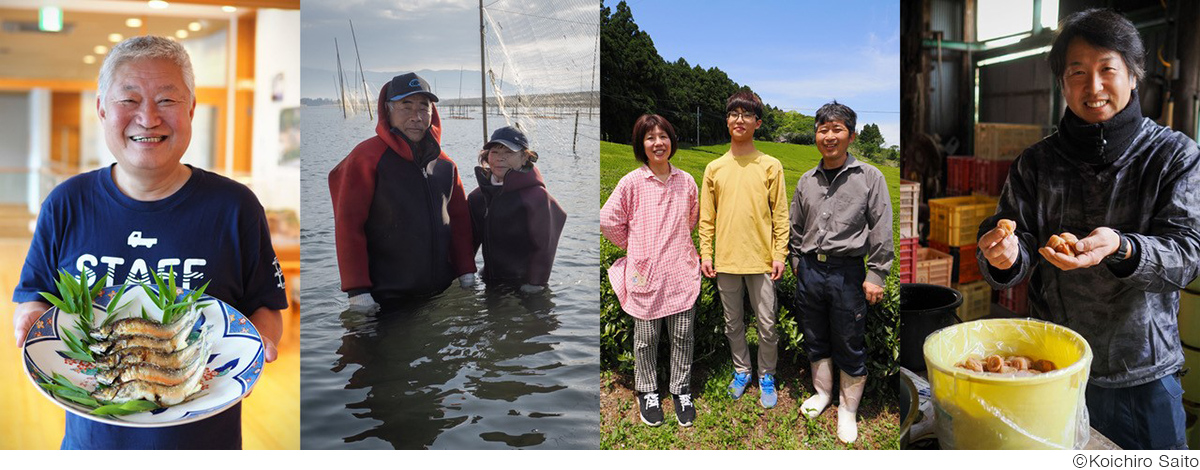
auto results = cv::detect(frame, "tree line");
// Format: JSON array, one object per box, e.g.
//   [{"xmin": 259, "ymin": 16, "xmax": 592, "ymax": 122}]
[{"xmin": 601, "ymin": 1, "xmax": 897, "ymax": 166}]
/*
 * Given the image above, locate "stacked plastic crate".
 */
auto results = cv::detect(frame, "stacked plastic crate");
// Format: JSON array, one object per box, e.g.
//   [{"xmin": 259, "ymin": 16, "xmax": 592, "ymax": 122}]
[
  {"xmin": 974, "ymin": 123, "xmax": 1048, "ymax": 314},
  {"xmin": 927, "ymin": 195, "xmax": 996, "ymax": 298},
  {"xmin": 899, "ymin": 180, "xmax": 919, "ymax": 283},
  {"xmin": 974, "ymin": 123, "xmax": 1048, "ymax": 161},
  {"xmin": 927, "ymin": 239, "xmax": 981, "ymax": 284},
  {"xmin": 946, "ymin": 156, "xmax": 974, "ymax": 196},
  {"xmin": 914, "ymin": 247, "xmax": 952, "ymax": 286},
  {"xmin": 942, "ymin": 154, "xmax": 987, "ymax": 306},
  {"xmin": 973, "ymin": 159, "xmax": 1012, "ymax": 196},
  {"xmin": 955, "ymin": 279, "xmax": 992, "ymax": 322},
  {"xmin": 997, "ymin": 279, "xmax": 1029, "ymax": 316}
]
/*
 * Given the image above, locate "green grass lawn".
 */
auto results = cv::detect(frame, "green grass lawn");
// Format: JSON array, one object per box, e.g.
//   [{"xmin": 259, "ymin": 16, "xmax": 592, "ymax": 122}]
[
  {"xmin": 600, "ymin": 360, "xmax": 901, "ymax": 450},
  {"xmin": 599, "ymin": 139, "xmax": 903, "ymax": 449}
]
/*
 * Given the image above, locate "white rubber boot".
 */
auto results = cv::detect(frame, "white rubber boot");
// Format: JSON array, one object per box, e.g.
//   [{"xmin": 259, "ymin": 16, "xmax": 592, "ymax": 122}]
[
  {"xmin": 800, "ymin": 358, "xmax": 833, "ymax": 419},
  {"xmin": 837, "ymin": 371, "xmax": 866, "ymax": 444}
]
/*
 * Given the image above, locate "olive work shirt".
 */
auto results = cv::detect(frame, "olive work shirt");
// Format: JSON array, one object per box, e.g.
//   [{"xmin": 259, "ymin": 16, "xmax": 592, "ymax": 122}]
[
  {"xmin": 787, "ymin": 154, "xmax": 894, "ymax": 287},
  {"xmin": 976, "ymin": 113, "xmax": 1200, "ymax": 388}
]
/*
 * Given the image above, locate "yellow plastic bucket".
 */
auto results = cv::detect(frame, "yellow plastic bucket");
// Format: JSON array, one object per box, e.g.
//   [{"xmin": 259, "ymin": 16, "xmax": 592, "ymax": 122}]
[{"xmin": 924, "ymin": 318, "xmax": 1093, "ymax": 449}]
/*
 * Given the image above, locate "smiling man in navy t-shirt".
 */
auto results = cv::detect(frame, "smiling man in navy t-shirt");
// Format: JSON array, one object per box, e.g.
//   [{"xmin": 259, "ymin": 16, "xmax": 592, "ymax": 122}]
[{"xmin": 11, "ymin": 36, "xmax": 287, "ymax": 450}]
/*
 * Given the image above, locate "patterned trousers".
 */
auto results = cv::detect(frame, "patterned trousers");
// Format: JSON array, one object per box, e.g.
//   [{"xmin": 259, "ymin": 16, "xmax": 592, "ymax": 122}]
[{"xmin": 633, "ymin": 307, "xmax": 695, "ymax": 395}]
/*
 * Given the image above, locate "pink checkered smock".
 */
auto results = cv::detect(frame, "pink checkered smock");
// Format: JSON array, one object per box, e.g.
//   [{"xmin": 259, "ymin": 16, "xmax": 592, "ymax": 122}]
[{"xmin": 600, "ymin": 165, "xmax": 701, "ymax": 320}]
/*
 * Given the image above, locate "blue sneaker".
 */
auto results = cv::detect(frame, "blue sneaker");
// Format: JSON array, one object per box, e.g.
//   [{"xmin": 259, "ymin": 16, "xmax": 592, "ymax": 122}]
[
  {"xmin": 728, "ymin": 371, "xmax": 751, "ymax": 399},
  {"xmin": 759, "ymin": 374, "xmax": 777, "ymax": 408}
]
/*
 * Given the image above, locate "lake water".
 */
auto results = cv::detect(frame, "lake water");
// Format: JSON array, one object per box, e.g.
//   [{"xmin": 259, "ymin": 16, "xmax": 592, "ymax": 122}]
[{"xmin": 299, "ymin": 105, "xmax": 600, "ymax": 449}]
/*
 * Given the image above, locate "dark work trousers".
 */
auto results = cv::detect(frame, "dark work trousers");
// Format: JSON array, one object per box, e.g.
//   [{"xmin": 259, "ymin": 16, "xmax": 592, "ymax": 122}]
[
  {"xmin": 794, "ymin": 253, "xmax": 868, "ymax": 377},
  {"xmin": 1086, "ymin": 374, "xmax": 1187, "ymax": 450}
]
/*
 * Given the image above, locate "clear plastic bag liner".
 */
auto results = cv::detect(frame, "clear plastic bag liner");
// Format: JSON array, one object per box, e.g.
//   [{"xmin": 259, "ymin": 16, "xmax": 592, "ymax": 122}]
[{"xmin": 923, "ymin": 318, "xmax": 1093, "ymax": 449}]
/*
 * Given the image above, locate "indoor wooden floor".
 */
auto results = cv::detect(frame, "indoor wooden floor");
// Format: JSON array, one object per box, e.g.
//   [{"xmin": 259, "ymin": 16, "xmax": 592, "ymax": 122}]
[{"xmin": 0, "ymin": 234, "xmax": 301, "ymax": 450}]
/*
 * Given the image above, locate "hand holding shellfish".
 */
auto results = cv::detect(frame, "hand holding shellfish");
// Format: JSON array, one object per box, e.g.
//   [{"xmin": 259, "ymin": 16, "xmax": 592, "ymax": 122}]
[
  {"xmin": 981, "ymin": 218, "xmax": 1020, "ymax": 270},
  {"xmin": 1039, "ymin": 227, "xmax": 1123, "ymax": 271}
]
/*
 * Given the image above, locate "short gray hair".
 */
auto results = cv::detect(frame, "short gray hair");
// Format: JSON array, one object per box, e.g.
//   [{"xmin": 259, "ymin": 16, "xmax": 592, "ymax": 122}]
[{"xmin": 97, "ymin": 36, "xmax": 195, "ymax": 103}]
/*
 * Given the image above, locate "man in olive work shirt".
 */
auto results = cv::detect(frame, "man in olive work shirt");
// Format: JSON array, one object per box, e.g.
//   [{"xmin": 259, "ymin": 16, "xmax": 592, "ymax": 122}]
[
  {"xmin": 977, "ymin": 9, "xmax": 1200, "ymax": 450},
  {"xmin": 788, "ymin": 101, "xmax": 893, "ymax": 444}
]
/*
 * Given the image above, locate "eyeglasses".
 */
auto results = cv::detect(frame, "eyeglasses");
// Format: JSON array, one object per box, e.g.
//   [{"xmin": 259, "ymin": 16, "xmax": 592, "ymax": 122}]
[{"xmin": 726, "ymin": 112, "xmax": 757, "ymax": 122}]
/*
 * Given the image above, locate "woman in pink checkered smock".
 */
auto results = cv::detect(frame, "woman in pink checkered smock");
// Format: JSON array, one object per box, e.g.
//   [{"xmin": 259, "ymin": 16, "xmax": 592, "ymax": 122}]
[{"xmin": 600, "ymin": 114, "xmax": 702, "ymax": 427}]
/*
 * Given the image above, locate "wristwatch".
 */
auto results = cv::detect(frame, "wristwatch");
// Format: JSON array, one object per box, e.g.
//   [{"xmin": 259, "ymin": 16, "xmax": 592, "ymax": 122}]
[{"xmin": 1105, "ymin": 229, "xmax": 1129, "ymax": 264}]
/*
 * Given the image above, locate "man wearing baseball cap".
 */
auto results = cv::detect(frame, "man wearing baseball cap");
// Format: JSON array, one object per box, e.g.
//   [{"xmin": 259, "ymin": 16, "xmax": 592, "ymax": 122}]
[{"xmin": 329, "ymin": 72, "xmax": 476, "ymax": 312}]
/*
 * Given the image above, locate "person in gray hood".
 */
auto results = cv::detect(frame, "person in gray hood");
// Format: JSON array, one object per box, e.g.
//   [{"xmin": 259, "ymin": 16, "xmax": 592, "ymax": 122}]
[{"xmin": 976, "ymin": 9, "xmax": 1200, "ymax": 450}]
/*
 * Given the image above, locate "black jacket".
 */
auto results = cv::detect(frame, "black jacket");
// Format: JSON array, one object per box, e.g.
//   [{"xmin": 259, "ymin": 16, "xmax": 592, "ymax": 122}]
[
  {"xmin": 977, "ymin": 94, "xmax": 1200, "ymax": 387},
  {"xmin": 467, "ymin": 165, "xmax": 566, "ymax": 286}
]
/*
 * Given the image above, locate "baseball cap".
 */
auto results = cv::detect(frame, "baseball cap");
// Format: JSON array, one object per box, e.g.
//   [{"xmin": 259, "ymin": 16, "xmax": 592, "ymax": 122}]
[
  {"xmin": 387, "ymin": 72, "xmax": 439, "ymax": 102},
  {"xmin": 486, "ymin": 126, "xmax": 530, "ymax": 152}
]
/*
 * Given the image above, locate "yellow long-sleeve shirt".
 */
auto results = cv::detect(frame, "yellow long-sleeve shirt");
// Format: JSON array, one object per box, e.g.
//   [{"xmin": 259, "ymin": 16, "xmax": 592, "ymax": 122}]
[{"xmin": 698, "ymin": 149, "xmax": 790, "ymax": 274}]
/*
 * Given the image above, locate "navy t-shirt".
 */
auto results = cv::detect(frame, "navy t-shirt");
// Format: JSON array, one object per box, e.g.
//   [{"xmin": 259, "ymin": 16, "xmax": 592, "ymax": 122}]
[{"xmin": 14, "ymin": 164, "xmax": 288, "ymax": 450}]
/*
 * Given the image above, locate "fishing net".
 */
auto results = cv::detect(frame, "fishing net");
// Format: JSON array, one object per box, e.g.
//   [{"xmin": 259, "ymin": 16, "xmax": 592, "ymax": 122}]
[{"xmin": 478, "ymin": 0, "xmax": 600, "ymax": 155}]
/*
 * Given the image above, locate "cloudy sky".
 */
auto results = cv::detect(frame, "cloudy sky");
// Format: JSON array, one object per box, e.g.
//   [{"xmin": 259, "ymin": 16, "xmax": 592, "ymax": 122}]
[
  {"xmin": 623, "ymin": 0, "xmax": 901, "ymax": 146},
  {"xmin": 301, "ymin": 0, "xmax": 599, "ymax": 98}
]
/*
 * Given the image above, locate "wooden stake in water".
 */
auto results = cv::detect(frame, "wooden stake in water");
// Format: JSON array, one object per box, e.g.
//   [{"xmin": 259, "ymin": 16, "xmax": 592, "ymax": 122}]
[
  {"xmin": 335, "ymin": 37, "xmax": 347, "ymax": 119},
  {"xmin": 573, "ymin": 110, "xmax": 580, "ymax": 156},
  {"xmin": 349, "ymin": 19, "xmax": 372, "ymax": 121}
]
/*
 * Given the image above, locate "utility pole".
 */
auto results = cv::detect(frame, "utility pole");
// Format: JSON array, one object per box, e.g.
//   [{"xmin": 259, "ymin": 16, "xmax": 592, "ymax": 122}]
[{"xmin": 479, "ymin": 0, "xmax": 489, "ymax": 146}]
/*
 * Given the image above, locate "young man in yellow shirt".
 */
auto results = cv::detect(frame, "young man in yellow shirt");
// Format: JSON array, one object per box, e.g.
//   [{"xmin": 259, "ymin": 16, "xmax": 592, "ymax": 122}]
[{"xmin": 698, "ymin": 90, "xmax": 790, "ymax": 408}]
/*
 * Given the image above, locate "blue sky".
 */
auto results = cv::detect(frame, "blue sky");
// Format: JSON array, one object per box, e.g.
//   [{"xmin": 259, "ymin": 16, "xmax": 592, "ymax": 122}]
[{"xmin": 617, "ymin": 0, "xmax": 901, "ymax": 146}]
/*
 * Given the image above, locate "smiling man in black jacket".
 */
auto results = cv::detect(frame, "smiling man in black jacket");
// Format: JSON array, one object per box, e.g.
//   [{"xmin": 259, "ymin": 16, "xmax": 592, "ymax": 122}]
[{"xmin": 976, "ymin": 9, "xmax": 1200, "ymax": 450}]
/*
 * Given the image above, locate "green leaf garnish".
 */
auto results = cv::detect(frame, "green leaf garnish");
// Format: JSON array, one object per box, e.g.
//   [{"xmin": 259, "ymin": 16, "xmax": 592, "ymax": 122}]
[
  {"xmin": 58, "ymin": 328, "xmax": 94, "ymax": 362},
  {"xmin": 90, "ymin": 399, "xmax": 159, "ymax": 416},
  {"xmin": 101, "ymin": 284, "xmax": 129, "ymax": 329},
  {"xmin": 39, "ymin": 383, "xmax": 100, "ymax": 408}
]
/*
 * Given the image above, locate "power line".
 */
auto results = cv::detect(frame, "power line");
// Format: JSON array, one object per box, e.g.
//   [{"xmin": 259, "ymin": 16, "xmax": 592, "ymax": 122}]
[{"xmin": 777, "ymin": 106, "xmax": 900, "ymax": 115}]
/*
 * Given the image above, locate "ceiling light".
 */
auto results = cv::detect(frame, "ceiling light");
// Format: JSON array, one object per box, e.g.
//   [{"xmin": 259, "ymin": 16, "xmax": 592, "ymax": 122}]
[
  {"xmin": 126, "ymin": 18, "xmax": 142, "ymax": 28},
  {"xmin": 94, "ymin": 45, "xmax": 108, "ymax": 55},
  {"xmin": 84, "ymin": 55, "xmax": 96, "ymax": 65},
  {"xmin": 221, "ymin": 6, "xmax": 237, "ymax": 13},
  {"xmin": 175, "ymin": 30, "xmax": 188, "ymax": 39},
  {"xmin": 148, "ymin": 1, "xmax": 169, "ymax": 9},
  {"xmin": 39, "ymin": 6, "xmax": 63, "ymax": 32},
  {"xmin": 976, "ymin": 46, "xmax": 1052, "ymax": 67},
  {"xmin": 188, "ymin": 21, "xmax": 202, "ymax": 32},
  {"xmin": 108, "ymin": 33, "xmax": 123, "ymax": 43}
]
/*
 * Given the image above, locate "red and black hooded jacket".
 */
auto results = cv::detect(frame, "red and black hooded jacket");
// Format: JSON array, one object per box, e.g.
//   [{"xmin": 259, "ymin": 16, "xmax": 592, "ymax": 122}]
[
  {"xmin": 467, "ymin": 164, "xmax": 567, "ymax": 286},
  {"xmin": 328, "ymin": 84, "xmax": 475, "ymax": 298}
]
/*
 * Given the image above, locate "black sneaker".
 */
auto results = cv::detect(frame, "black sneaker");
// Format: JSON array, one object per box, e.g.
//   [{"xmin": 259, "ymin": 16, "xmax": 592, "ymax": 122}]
[
  {"xmin": 674, "ymin": 391, "xmax": 695, "ymax": 427},
  {"xmin": 637, "ymin": 391, "xmax": 664, "ymax": 426}
]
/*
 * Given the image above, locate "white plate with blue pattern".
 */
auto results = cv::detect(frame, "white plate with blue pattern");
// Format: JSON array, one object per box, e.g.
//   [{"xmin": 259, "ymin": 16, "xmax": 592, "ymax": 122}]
[{"xmin": 22, "ymin": 285, "xmax": 264, "ymax": 428}]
